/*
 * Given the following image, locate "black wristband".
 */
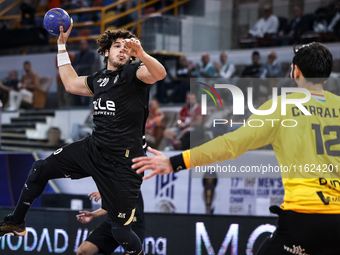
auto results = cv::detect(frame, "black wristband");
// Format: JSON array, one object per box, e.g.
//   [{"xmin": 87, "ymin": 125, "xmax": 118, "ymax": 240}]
[{"xmin": 170, "ymin": 153, "xmax": 186, "ymax": 172}]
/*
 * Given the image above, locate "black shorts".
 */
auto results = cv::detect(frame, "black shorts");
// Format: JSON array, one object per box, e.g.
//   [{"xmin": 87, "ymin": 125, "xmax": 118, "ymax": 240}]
[
  {"xmin": 86, "ymin": 193, "xmax": 145, "ymax": 255},
  {"xmin": 46, "ymin": 136, "xmax": 143, "ymax": 225},
  {"xmin": 256, "ymin": 206, "xmax": 340, "ymax": 255}
]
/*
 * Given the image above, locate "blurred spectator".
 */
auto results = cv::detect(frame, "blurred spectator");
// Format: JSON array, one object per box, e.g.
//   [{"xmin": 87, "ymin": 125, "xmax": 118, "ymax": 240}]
[
  {"xmin": 72, "ymin": 40, "xmax": 95, "ymax": 106},
  {"xmin": 62, "ymin": 0, "xmax": 79, "ymax": 22},
  {"xmin": 61, "ymin": 0, "xmax": 77, "ymax": 9},
  {"xmin": 0, "ymin": 71, "xmax": 19, "ymax": 107},
  {"xmin": 241, "ymin": 51, "xmax": 265, "ymax": 78},
  {"xmin": 313, "ymin": 7, "xmax": 328, "ymax": 32},
  {"xmin": 47, "ymin": 0, "xmax": 62, "ymax": 10},
  {"xmin": 163, "ymin": 93, "xmax": 203, "ymax": 150},
  {"xmin": 239, "ymin": 51, "xmax": 266, "ymax": 101},
  {"xmin": 7, "ymin": 61, "xmax": 40, "ymax": 110},
  {"xmin": 276, "ymin": 5, "xmax": 309, "ymax": 45},
  {"xmin": 155, "ymin": 0, "xmax": 174, "ymax": 15},
  {"xmin": 213, "ymin": 52, "xmax": 236, "ymax": 103},
  {"xmin": 192, "ymin": 54, "xmax": 215, "ymax": 78},
  {"xmin": 263, "ymin": 51, "xmax": 281, "ymax": 95},
  {"xmin": 327, "ymin": 1, "xmax": 340, "ymax": 37},
  {"xmin": 248, "ymin": 5, "xmax": 279, "ymax": 38},
  {"xmin": 203, "ymin": 99, "xmax": 230, "ymax": 138},
  {"xmin": 161, "ymin": 56, "xmax": 192, "ymax": 103},
  {"xmin": 145, "ymin": 99, "xmax": 165, "ymax": 149},
  {"xmin": 213, "ymin": 52, "xmax": 235, "ymax": 79},
  {"xmin": 55, "ymin": 53, "xmax": 74, "ymax": 108},
  {"xmin": 20, "ymin": 0, "xmax": 40, "ymax": 27},
  {"xmin": 68, "ymin": 109, "xmax": 94, "ymax": 143},
  {"xmin": 75, "ymin": 0, "xmax": 89, "ymax": 8},
  {"xmin": 263, "ymin": 51, "xmax": 282, "ymax": 78},
  {"xmin": 92, "ymin": 0, "xmax": 104, "ymax": 7},
  {"xmin": 111, "ymin": 6, "xmax": 135, "ymax": 29}
]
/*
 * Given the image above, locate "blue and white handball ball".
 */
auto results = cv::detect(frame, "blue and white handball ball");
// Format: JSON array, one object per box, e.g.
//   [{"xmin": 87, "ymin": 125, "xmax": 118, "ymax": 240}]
[{"xmin": 43, "ymin": 8, "xmax": 71, "ymax": 36}]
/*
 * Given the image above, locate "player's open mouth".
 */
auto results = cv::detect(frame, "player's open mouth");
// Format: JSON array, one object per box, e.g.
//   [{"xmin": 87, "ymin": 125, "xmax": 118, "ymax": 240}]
[{"xmin": 118, "ymin": 55, "xmax": 125, "ymax": 60}]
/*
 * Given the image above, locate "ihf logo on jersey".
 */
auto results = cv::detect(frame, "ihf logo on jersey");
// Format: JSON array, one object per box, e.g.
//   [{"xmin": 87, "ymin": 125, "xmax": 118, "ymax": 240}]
[
  {"xmin": 197, "ymin": 82, "xmax": 312, "ymax": 128},
  {"xmin": 155, "ymin": 173, "xmax": 178, "ymax": 213}
]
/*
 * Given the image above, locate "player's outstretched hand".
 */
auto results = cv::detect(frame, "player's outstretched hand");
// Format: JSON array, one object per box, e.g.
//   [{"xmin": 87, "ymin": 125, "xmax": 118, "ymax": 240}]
[
  {"xmin": 77, "ymin": 211, "xmax": 93, "ymax": 224},
  {"xmin": 88, "ymin": 191, "xmax": 101, "ymax": 202},
  {"xmin": 121, "ymin": 38, "xmax": 143, "ymax": 59},
  {"xmin": 132, "ymin": 146, "xmax": 173, "ymax": 180},
  {"xmin": 57, "ymin": 18, "xmax": 73, "ymax": 45}
]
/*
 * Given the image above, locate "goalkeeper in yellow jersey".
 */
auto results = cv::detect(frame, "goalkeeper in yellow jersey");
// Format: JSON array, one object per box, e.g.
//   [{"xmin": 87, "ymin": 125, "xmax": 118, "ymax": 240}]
[{"xmin": 132, "ymin": 42, "xmax": 340, "ymax": 255}]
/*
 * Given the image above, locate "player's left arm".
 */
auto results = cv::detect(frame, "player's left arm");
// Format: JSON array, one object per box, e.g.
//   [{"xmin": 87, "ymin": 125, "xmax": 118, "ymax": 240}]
[
  {"xmin": 77, "ymin": 208, "xmax": 108, "ymax": 224},
  {"xmin": 77, "ymin": 190, "xmax": 107, "ymax": 223},
  {"xmin": 121, "ymin": 38, "xmax": 166, "ymax": 84},
  {"xmin": 88, "ymin": 191, "xmax": 101, "ymax": 202}
]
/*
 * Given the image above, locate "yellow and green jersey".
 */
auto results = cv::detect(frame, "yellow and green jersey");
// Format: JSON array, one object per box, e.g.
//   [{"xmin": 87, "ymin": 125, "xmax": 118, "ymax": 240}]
[{"xmin": 183, "ymin": 90, "xmax": 340, "ymax": 213}]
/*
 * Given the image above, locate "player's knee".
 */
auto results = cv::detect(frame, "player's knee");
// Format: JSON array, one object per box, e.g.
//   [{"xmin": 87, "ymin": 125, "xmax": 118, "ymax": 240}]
[
  {"xmin": 26, "ymin": 159, "xmax": 62, "ymax": 185},
  {"xmin": 23, "ymin": 159, "xmax": 61, "ymax": 198},
  {"xmin": 22, "ymin": 160, "xmax": 46, "ymax": 197},
  {"xmin": 76, "ymin": 247, "xmax": 85, "ymax": 255},
  {"xmin": 76, "ymin": 247, "xmax": 83, "ymax": 255},
  {"xmin": 76, "ymin": 244, "xmax": 94, "ymax": 255},
  {"xmin": 111, "ymin": 224, "xmax": 142, "ymax": 255},
  {"xmin": 76, "ymin": 248, "xmax": 90, "ymax": 255},
  {"xmin": 27, "ymin": 160, "xmax": 44, "ymax": 183}
]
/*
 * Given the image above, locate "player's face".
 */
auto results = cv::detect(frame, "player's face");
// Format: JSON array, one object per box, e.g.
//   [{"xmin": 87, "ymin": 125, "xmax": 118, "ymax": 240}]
[{"xmin": 105, "ymin": 38, "xmax": 131, "ymax": 70}]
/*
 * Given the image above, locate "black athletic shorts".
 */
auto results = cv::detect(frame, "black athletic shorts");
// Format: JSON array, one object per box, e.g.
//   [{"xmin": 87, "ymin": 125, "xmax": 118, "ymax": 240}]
[
  {"xmin": 256, "ymin": 206, "xmax": 340, "ymax": 255},
  {"xmin": 46, "ymin": 136, "xmax": 143, "ymax": 225},
  {"xmin": 86, "ymin": 193, "xmax": 145, "ymax": 255}
]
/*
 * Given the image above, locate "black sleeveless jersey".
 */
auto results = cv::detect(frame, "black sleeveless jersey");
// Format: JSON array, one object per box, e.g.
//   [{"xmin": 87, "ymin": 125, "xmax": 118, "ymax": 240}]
[{"xmin": 85, "ymin": 63, "xmax": 151, "ymax": 163}]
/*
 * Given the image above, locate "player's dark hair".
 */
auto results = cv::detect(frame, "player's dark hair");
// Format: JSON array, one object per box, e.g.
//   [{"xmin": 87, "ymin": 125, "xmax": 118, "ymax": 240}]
[
  {"xmin": 97, "ymin": 29, "xmax": 137, "ymax": 63},
  {"xmin": 292, "ymin": 42, "xmax": 332, "ymax": 84}
]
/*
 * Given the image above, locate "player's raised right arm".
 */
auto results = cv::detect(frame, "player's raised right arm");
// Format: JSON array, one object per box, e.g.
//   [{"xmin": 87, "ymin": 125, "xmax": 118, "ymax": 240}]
[{"xmin": 57, "ymin": 23, "xmax": 92, "ymax": 96}]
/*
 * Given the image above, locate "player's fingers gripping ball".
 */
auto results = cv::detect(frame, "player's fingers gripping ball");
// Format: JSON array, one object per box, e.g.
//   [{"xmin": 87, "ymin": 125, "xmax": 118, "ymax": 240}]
[
  {"xmin": 44, "ymin": 8, "xmax": 71, "ymax": 36},
  {"xmin": 123, "ymin": 39, "xmax": 141, "ymax": 49}
]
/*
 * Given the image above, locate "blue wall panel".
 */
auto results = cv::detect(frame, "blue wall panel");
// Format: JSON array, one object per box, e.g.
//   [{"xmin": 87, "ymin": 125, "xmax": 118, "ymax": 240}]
[{"xmin": 0, "ymin": 152, "xmax": 55, "ymax": 208}]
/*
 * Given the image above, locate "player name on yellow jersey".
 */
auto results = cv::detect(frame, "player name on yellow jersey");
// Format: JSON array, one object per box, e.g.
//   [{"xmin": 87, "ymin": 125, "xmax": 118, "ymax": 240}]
[{"xmin": 292, "ymin": 105, "xmax": 340, "ymax": 118}]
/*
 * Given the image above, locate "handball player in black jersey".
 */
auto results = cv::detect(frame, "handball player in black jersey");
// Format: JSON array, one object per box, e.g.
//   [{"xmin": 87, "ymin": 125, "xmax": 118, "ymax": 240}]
[{"xmin": 0, "ymin": 22, "xmax": 166, "ymax": 255}]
